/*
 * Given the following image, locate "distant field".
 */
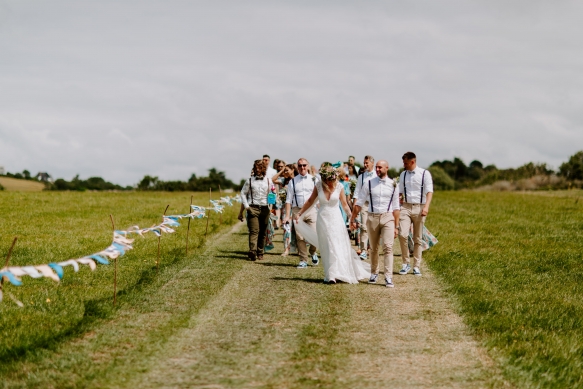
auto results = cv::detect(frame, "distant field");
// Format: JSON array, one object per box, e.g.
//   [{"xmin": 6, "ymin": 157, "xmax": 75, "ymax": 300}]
[{"xmin": 0, "ymin": 177, "xmax": 45, "ymax": 191}]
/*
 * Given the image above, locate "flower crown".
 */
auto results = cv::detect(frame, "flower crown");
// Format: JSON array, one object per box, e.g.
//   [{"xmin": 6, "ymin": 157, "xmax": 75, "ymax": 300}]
[{"xmin": 319, "ymin": 165, "xmax": 338, "ymax": 181}]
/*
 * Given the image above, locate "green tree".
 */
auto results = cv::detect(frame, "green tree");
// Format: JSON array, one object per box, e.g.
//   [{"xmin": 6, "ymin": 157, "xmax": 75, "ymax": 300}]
[
  {"xmin": 428, "ymin": 166, "xmax": 455, "ymax": 190},
  {"xmin": 559, "ymin": 151, "xmax": 583, "ymax": 180}
]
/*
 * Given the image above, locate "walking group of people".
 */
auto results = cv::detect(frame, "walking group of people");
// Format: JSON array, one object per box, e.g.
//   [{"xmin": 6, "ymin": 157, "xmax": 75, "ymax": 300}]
[{"xmin": 239, "ymin": 152, "xmax": 435, "ymax": 288}]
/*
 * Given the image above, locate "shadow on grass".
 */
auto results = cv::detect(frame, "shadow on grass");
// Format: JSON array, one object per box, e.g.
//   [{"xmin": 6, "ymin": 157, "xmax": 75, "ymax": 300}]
[
  {"xmin": 272, "ymin": 276, "xmax": 324, "ymax": 284},
  {"xmin": 257, "ymin": 262, "xmax": 298, "ymax": 268}
]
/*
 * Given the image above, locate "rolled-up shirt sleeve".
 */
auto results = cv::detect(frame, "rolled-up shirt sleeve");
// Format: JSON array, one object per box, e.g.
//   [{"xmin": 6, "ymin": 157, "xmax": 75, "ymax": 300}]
[
  {"xmin": 390, "ymin": 185, "xmax": 400, "ymax": 211},
  {"xmin": 356, "ymin": 181, "xmax": 368, "ymax": 208},
  {"xmin": 424, "ymin": 171, "xmax": 434, "ymax": 194},
  {"xmin": 353, "ymin": 175, "xmax": 363, "ymax": 200},
  {"xmin": 241, "ymin": 180, "xmax": 250, "ymax": 209}
]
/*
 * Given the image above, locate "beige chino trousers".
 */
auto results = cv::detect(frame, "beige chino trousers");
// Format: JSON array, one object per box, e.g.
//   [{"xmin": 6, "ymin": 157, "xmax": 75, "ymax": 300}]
[
  {"xmin": 366, "ymin": 212, "xmax": 395, "ymax": 277},
  {"xmin": 359, "ymin": 201, "xmax": 370, "ymax": 251},
  {"xmin": 292, "ymin": 206, "xmax": 317, "ymax": 262},
  {"xmin": 398, "ymin": 203, "xmax": 426, "ymax": 268}
]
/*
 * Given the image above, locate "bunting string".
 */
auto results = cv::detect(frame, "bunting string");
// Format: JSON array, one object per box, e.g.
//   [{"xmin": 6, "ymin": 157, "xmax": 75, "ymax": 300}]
[{"xmin": 0, "ymin": 196, "xmax": 240, "ymax": 303}]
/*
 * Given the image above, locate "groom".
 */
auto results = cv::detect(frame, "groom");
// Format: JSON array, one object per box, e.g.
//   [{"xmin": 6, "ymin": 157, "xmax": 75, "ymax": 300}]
[
  {"xmin": 350, "ymin": 160, "xmax": 400, "ymax": 288},
  {"xmin": 283, "ymin": 158, "xmax": 319, "ymax": 269}
]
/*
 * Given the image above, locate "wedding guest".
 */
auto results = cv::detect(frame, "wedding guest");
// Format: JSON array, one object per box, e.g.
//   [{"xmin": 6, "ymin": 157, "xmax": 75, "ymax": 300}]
[
  {"xmin": 263, "ymin": 154, "xmax": 278, "ymax": 179},
  {"xmin": 346, "ymin": 155, "xmax": 360, "ymax": 176},
  {"xmin": 398, "ymin": 152, "xmax": 433, "ymax": 277},
  {"xmin": 239, "ymin": 160, "xmax": 274, "ymax": 261},
  {"xmin": 352, "ymin": 155, "xmax": 377, "ymax": 260},
  {"xmin": 276, "ymin": 163, "xmax": 298, "ymax": 256},
  {"xmin": 347, "ymin": 164, "xmax": 358, "ymax": 181},
  {"xmin": 351, "ymin": 160, "xmax": 400, "ymax": 288},
  {"xmin": 271, "ymin": 159, "xmax": 286, "ymax": 229},
  {"xmin": 283, "ymin": 158, "xmax": 319, "ymax": 268}
]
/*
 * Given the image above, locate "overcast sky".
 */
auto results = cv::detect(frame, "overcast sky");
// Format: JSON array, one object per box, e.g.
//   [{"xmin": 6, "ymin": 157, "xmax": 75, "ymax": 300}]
[{"xmin": 1, "ymin": 0, "xmax": 582, "ymax": 185}]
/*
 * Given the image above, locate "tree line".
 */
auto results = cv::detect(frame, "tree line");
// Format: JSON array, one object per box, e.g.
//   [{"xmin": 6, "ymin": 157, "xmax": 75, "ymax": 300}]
[
  {"xmin": 427, "ymin": 150, "xmax": 583, "ymax": 190},
  {"xmin": 2, "ymin": 151, "xmax": 582, "ymax": 192}
]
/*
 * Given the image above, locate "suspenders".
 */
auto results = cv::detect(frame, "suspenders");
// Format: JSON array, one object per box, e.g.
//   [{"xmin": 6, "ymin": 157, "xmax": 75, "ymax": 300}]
[
  {"xmin": 402, "ymin": 169, "xmax": 426, "ymax": 204},
  {"xmin": 368, "ymin": 178, "xmax": 396, "ymax": 213},
  {"xmin": 291, "ymin": 178, "xmax": 299, "ymax": 207},
  {"xmin": 368, "ymin": 180, "xmax": 374, "ymax": 213}
]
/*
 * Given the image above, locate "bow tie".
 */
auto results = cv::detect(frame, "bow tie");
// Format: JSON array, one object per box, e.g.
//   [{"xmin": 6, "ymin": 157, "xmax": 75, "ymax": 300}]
[
  {"xmin": 365, "ymin": 172, "xmax": 373, "ymax": 176},
  {"xmin": 379, "ymin": 178, "xmax": 387, "ymax": 183},
  {"xmin": 300, "ymin": 175, "xmax": 308, "ymax": 179},
  {"xmin": 255, "ymin": 176, "xmax": 264, "ymax": 180}
]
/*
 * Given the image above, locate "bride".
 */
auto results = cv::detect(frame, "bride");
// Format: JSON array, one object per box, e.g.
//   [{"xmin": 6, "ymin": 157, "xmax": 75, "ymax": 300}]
[{"xmin": 294, "ymin": 165, "xmax": 371, "ymax": 284}]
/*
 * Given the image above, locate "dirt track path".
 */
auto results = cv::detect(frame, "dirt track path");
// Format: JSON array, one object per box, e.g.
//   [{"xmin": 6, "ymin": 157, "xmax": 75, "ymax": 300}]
[{"xmin": 126, "ymin": 225, "xmax": 508, "ymax": 389}]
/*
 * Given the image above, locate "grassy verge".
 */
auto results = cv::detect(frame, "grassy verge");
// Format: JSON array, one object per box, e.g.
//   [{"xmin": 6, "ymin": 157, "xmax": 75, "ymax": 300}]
[
  {"xmin": 426, "ymin": 190, "xmax": 583, "ymax": 388},
  {"xmin": 0, "ymin": 191, "xmax": 236, "ymax": 367}
]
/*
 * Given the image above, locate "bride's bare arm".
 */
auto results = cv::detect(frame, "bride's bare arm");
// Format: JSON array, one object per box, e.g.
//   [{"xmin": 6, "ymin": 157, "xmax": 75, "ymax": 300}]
[
  {"xmin": 295, "ymin": 187, "xmax": 318, "ymax": 221},
  {"xmin": 339, "ymin": 189, "xmax": 351, "ymax": 216}
]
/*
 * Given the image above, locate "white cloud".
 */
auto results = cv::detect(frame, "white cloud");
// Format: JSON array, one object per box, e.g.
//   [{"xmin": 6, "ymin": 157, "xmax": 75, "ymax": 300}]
[{"xmin": 0, "ymin": 0, "xmax": 582, "ymax": 184}]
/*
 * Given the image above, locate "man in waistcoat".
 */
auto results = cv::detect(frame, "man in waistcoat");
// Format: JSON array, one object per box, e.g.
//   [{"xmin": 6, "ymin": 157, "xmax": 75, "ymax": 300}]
[
  {"xmin": 350, "ymin": 160, "xmax": 400, "ymax": 287},
  {"xmin": 352, "ymin": 155, "xmax": 377, "ymax": 260},
  {"xmin": 398, "ymin": 152, "xmax": 433, "ymax": 276},
  {"xmin": 283, "ymin": 158, "xmax": 319, "ymax": 269}
]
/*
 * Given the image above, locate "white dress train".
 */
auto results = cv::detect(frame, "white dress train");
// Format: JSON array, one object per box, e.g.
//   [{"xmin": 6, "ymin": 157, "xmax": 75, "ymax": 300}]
[{"xmin": 295, "ymin": 181, "xmax": 370, "ymax": 283}]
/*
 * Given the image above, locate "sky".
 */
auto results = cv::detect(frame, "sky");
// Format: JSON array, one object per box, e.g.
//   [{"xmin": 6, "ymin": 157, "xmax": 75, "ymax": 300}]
[{"xmin": 1, "ymin": 0, "xmax": 582, "ymax": 185}]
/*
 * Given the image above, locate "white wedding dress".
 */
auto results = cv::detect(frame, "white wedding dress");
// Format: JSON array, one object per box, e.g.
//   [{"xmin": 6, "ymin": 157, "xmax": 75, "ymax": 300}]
[{"xmin": 295, "ymin": 181, "xmax": 371, "ymax": 283}]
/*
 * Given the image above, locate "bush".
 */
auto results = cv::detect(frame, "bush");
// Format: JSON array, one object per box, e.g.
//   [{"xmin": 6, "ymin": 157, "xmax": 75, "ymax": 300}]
[{"xmin": 428, "ymin": 166, "xmax": 455, "ymax": 191}]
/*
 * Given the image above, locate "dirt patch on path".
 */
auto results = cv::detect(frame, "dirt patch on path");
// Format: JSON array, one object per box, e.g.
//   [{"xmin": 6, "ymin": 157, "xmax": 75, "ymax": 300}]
[{"xmin": 126, "ymin": 226, "xmax": 511, "ymax": 389}]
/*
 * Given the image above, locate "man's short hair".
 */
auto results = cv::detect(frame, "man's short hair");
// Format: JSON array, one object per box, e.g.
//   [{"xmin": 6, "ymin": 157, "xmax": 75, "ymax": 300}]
[
  {"xmin": 298, "ymin": 158, "xmax": 309, "ymax": 165},
  {"xmin": 402, "ymin": 152, "xmax": 416, "ymax": 160},
  {"xmin": 349, "ymin": 155, "xmax": 355, "ymax": 160},
  {"xmin": 364, "ymin": 155, "xmax": 374, "ymax": 162},
  {"xmin": 263, "ymin": 154, "xmax": 270, "ymax": 159}
]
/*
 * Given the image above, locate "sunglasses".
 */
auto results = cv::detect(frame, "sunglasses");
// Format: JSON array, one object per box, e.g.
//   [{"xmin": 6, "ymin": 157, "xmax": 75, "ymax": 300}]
[{"xmin": 298, "ymin": 164, "xmax": 308, "ymax": 167}]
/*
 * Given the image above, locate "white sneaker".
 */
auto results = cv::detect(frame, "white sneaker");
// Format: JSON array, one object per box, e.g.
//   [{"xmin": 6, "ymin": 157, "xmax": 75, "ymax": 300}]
[
  {"xmin": 399, "ymin": 264, "xmax": 411, "ymax": 275},
  {"xmin": 385, "ymin": 277, "xmax": 394, "ymax": 288},
  {"xmin": 413, "ymin": 267, "xmax": 422, "ymax": 276}
]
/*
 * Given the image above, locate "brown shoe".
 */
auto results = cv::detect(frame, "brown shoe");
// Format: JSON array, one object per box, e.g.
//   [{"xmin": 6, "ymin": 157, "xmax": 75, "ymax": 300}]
[{"xmin": 248, "ymin": 251, "xmax": 257, "ymax": 261}]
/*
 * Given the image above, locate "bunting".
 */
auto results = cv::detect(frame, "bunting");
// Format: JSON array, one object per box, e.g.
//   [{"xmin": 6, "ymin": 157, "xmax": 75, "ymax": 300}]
[{"xmin": 0, "ymin": 196, "xmax": 239, "ymax": 303}]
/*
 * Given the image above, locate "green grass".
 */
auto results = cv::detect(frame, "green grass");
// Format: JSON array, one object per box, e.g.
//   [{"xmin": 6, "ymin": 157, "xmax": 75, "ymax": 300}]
[
  {"xmin": 426, "ymin": 190, "xmax": 583, "ymax": 388},
  {"xmin": 0, "ymin": 191, "xmax": 237, "ymax": 365}
]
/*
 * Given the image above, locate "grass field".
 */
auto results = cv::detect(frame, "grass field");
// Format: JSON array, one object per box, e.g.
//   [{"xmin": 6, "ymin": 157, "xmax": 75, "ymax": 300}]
[
  {"xmin": 428, "ymin": 190, "xmax": 583, "ymax": 388},
  {"xmin": 0, "ymin": 177, "xmax": 45, "ymax": 192},
  {"xmin": 0, "ymin": 190, "xmax": 582, "ymax": 388},
  {"xmin": 0, "ymin": 192, "xmax": 237, "ymax": 365}
]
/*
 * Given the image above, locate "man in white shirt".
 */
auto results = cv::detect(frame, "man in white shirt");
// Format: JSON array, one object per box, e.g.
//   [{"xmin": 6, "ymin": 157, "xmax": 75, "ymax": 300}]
[
  {"xmin": 398, "ymin": 152, "xmax": 434, "ymax": 277},
  {"xmin": 239, "ymin": 160, "xmax": 273, "ymax": 261},
  {"xmin": 283, "ymin": 158, "xmax": 319, "ymax": 269},
  {"xmin": 350, "ymin": 160, "xmax": 400, "ymax": 288},
  {"xmin": 352, "ymin": 155, "xmax": 377, "ymax": 260},
  {"xmin": 263, "ymin": 154, "xmax": 278, "ymax": 180}
]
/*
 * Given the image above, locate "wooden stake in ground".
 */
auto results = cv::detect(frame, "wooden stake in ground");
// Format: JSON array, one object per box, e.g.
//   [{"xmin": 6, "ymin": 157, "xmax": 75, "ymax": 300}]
[
  {"xmin": 0, "ymin": 237, "xmax": 18, "ymax": 302},
  {"xmin": 186, "ymin": 195, "xmax": 194, "ymax": 256},
  {"xmin": 205, "ymin": 188, "xmax": 212, "ymax": 237},
  {"xmin": 157, "ymin": 204, "xmax": 170, "ymax": 273},
  {"xmin": 219, "ymin": 185, "xmax": 222, "ymax": 225},
  {"xmin": 110, "ymin": 215, "xmax": 118, "ymax": 307}
]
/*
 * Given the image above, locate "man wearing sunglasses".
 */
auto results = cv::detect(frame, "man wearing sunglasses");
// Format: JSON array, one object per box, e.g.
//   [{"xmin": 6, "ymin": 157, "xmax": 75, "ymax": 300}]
[{"xmin": 283, "ymin": 158, "xmax": 319, "ymax": 268}]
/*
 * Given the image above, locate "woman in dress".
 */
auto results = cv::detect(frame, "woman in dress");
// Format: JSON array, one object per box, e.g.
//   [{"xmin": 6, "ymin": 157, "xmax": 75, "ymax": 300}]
[
  {"xmin": 274, "ymin": 164, "xmax": 299, "ymax": 256},
  {"xmin": 294, "ymin": 165, "xmax": 370, "ymax": 284}
]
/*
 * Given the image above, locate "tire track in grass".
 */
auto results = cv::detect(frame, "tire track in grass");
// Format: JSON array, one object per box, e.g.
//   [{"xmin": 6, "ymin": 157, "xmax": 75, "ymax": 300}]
[
  {"xmin": 128, "ymin": 233, "xmax": 355, "ymax": 389},
  {"xmin": 128, "ymin": 229, "xmax": 511, "ymax": 389}
]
